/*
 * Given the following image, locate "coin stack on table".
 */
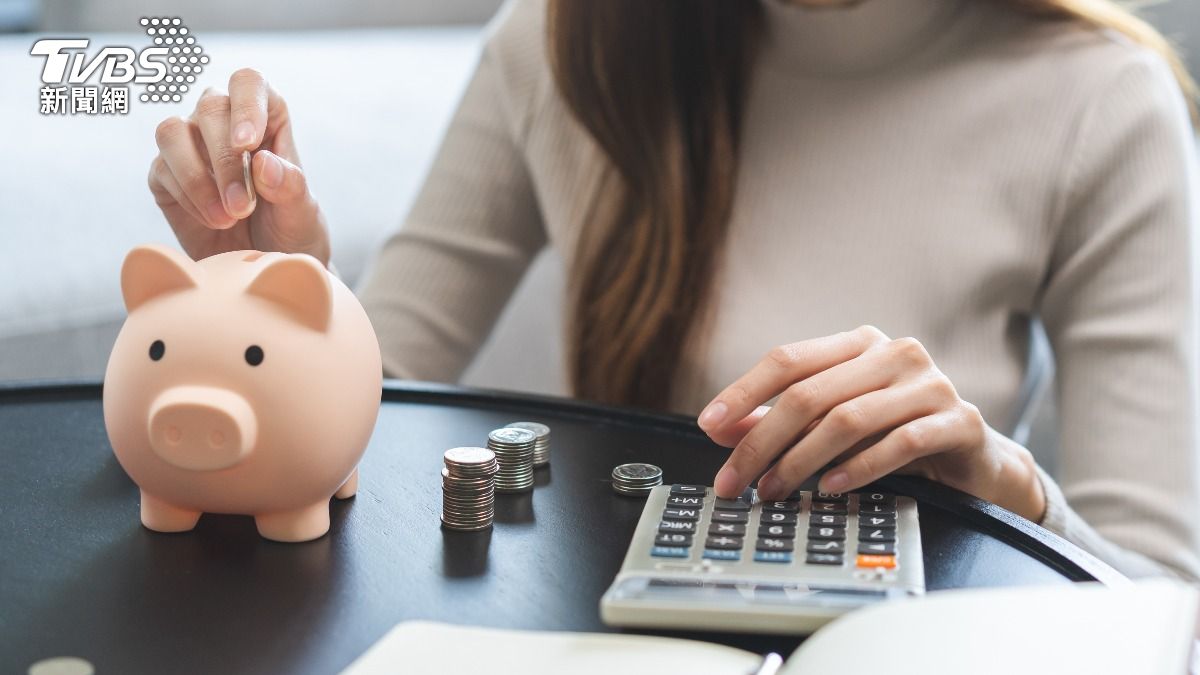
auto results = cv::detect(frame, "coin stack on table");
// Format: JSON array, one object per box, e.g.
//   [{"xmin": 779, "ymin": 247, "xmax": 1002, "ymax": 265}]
[
  {"xmin": 441, "ymin": 446, "xmax": 498, "ymax": 531},
  {"xmin": 611, "ymin": 463, "xmax": 663, "ymax": 497},
  {"xmin": 487, "ymin": 427, "xmax": 537, "ymax": 494},
  {"xmin": 505, "ymin": 421, "xmax": 551, "ymax": 468}
]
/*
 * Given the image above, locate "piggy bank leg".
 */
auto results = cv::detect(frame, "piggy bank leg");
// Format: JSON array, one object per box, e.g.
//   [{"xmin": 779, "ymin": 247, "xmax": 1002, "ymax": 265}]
[
  {"xmin": 255, "ymin": 502, "xmax": 330, "ymax": 543},
  {"xmin": 334, "ymin": 468, "xmax": 359, "ymax": 499},
  {"xmin": 140, "ymin": 491, "xmax": 202, "ymax": 533}
]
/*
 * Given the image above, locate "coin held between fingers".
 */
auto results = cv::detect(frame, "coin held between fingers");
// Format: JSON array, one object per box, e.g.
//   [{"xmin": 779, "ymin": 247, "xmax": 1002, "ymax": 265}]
[{"xmin": 242, "ymin": 150, "xmax": 257, "ymax": 209}]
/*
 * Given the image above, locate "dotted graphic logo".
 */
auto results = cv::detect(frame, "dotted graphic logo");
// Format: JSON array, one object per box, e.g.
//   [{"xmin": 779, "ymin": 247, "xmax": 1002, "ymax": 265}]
[{"xmin": 138, "ymin": 17, "xmax": 207, "ymax": 103}]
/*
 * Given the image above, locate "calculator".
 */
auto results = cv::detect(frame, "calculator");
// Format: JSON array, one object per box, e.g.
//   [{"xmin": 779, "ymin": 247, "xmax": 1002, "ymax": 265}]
[{"xmin": 600, "ymin": 484, "xmax": 924, "ymax": 634}]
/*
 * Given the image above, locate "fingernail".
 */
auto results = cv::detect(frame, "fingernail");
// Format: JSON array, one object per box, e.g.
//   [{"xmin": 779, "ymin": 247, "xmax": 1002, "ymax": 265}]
[
  {"xmin": 261, "ymin": 151, "xmax": 284, "ymax": 188},
  {"xmin": 821, "ymin": 471, "xmax": 848, "ymax": 493},
  {"xmin": 224, "ymin": 181, "xmax": 250, "ymax": 217},
  {"xmin": 206, "ymin": 199, "xmax": 232, "ymax": 227},
  {"xmin": 232, "ymin": 121, "xmax": 255, "ymax": 148},
  {"xmin": 757, "ymin": 475, "xmax": 780, "ymax": 499},
  {"xmin": 714, "ymin": 465, "xmax": 740, "ymax": 498},
  {"xmin": 698, "ymin": 401, "xmax": 727, "ymax": 429}
]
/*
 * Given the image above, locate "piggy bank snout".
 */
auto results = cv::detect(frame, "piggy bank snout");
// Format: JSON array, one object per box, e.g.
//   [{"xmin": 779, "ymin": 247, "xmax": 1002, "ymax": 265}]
[{"xmin": 148, "ymin": 386, "xmax": 258, "ymax": 471}]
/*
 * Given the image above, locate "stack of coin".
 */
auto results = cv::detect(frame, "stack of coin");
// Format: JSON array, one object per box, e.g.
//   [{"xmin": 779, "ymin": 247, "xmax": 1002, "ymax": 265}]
[
  {"xmin": 441, "ymin": 446, "xmax": 498, "ymax": 531},
  {"xmin": 505, "ymin": 421, "xmax": 551, "ymax": 468},
  {"xmin": 488, "ymin": 427, "xmax": 537, "ymax": 493},
  {"xmin": 611, "ymin": 463, "xmax": 663, "ymax": 497}
]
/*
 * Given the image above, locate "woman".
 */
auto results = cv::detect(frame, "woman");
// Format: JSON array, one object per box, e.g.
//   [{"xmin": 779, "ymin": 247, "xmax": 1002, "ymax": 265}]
[{"xmin": 147, "ymin": 0, "xmax": 1200, "ymax": 580}]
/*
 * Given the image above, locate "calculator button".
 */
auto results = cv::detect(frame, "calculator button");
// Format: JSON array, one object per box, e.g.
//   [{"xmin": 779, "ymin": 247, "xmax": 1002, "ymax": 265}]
[
  {"xmin": 703, "ymin": 549, "xmax": 741, "ymax": 561},
  {"xmin": 658, "ymin": 520, "xmax": 697, "ymax": 534},
  {"xmin": 811, "ymin": 502, "xmax": 847, "ymax": 515},
  {"xmin": 714, "ymin": 487, "xmax": 754, "ymax": 512},
  {"xmin": 761, "ymin": 500, "xmax": 800, "ymax": 513},
  {"xmin": 760, "ymin": 511, "xmax": 798, "ymax": 525},
  {"xmin": 858, "ymin": 492, "xmax": 896, "ymax": 507},
  {"xmin": 709, "ymin": 522, "xmax": 747, "ymax": 536},
  {"xmin": 813, "ymin": 491, "xmax": 848, "ymax": 504},
  {"xmin": 858, "ymin": 527, "xmax": 897, "ymax": 542},
  {"xmin": 758, "ymin": 524, "xmax": 796, "ymax": 538},
  {"xmin": 670, "ymin": 484, "xmax": 708, "ymax": 496},
  {"xmin": 856, "ymin": 554, "xmax": 897, "ymax": 569},
  {"xmin": 857, "ymin": 503, "xmax": 896, "ymax": 515},
  {"xmin": 858, "ymin": 541, "xmax": 897, "ymax": 555},
  {"xmin": 805, "ymin": 553, "xmax": 844, "ymax": 565},
  {"xmin": 705, "ymin": 535, "xmax": 744, "ymax": 550},
  {"xmin": 809, "ymin": 514, "xmax": 847, "ymax": 527},
  {"xmin": 711, "ymin": 510, "xmax": 749, "ymax": 524},
  {"xmin": 806, "ymin": 539, "xmax": 846, "ymax": 554},
  {"xmin": 662, "ymin": 508, "xmax": 701, "ymax": 521},
  {"xmin": 655, "ymin": 533, "xmax": 692, "ymax": 547},
  {"xmin": 754, "ymin": 550, "xmax": 793, "ymax": 564},
  {"xmin": 859, "ymin": 514, "xmax": 897, "ymax": 527},
  {"xmin": 651, "ymin": 546, "xmax": 690, "ymax": 558},
  {"xmin": 807, "ymin": 526, "xmax": 845, "ymax": 541},
  {"xmin": 666, "ymin": 496, "xmax": 705, "ymax": 507},
  {"xmin": 756, "ymin": 537, "xmax": 794, "ymax": 552}
]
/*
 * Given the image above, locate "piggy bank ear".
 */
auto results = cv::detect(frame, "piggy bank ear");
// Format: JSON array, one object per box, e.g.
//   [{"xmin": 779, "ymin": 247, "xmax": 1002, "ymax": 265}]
[
  {"xmin": 245, "ymin": 254, "xmax": 332, "ymax": 332},
  {"xmin": 121, "ymin": 244, "xmax": 200, "ymax": 312}
]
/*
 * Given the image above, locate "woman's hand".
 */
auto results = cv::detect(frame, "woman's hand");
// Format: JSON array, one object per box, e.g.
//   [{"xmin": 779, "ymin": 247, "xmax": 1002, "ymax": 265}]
[
  {"xmin": 147, "ymin": 68, "xmax": 330, "ymax": 266},
  {"xmin": 699, "ymin": 326, "xmax": 1047, "ymax": 522}
]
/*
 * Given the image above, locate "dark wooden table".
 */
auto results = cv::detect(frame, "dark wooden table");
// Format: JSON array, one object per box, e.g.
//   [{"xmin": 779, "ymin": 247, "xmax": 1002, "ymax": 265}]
[{"xmin": 0, "ymin": 380, "xmax": 1124, "ymax": 674}]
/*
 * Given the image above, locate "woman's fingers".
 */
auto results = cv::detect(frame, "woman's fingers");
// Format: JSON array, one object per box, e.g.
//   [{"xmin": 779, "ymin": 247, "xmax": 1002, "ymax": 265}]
[
  {"xmin": 227, "ymin": 68, "xmax": 269, "ymax": 150},
  {"xmin": 193, "ymin": 89, "xmax": 255, "ymax": 220},
  {"xmin": 756, "ymin": 375, "xmax": 956, "ymax": 498},
  {"xmin": 154, "ymin": 115, "xmax": 233, "ymax": 229},
  {"xmin": 818, "ymin": 404, "xmax": 985, "ymax": 494},
  {"xmin": 698, "ymin": 325, "xmax": 889, "ymax": 434},
  {"xmin": 712, "ymin": 339, "xmax": 909, "ymax": 498},
  {"xmin": 705, "ymin": 406, "xmax": 771, "ymax": 448},
  {"xmin": 148, "ymin": 156, "xmax": 205, "ymax": 226}
]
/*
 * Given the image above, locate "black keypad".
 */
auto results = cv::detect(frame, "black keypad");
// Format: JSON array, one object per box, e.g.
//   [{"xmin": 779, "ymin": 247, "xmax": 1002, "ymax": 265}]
[
  {"xmin": 705, "ymin": 535, "xmax": 744, "ymax": 550},
  {"xmin": 670, "ymin": 484, "xmax": 708, "ymax": 496},
  {"xmin": 662, "ymin": 508, "xmax": 701, "ymax": 521},
  {"xmin": 809, "ymin": 514, "xmax": 847, "ymax": 527},
  {"xmin": 806, "ymin": 539, "xmax": 846, "ymax": 554},
  {"xmin": 806, "ymin": 553, "xmax": 844, "ymax": 565},
  {"xmin": 858, "ymin": 541, "xmax": 896, "ymax": 555},
  {"xmin": 807, "ymin": 526, "xmax": 845, "ymax": 541},
  {"xmin": 655, "ymin": 532, "xmax": 692, "ymax": 547},
  {"xmin": 658, "ymin": 520, "xmax": 696, "ymax": 534},
  {"xmin": 756, "ymin": 537, "xmax": 795, "ymax": 552},
  {"xmin": 711, "ymin": 510, "xmax": 749, "ymax": 524},
  {"xmin": 760, "ymin": 511, "xmax": 798, "ymax": 525},
  {"xmin": 709, "ymin": 522, "xmax": 747, "ymax": 536},
  {"xmin": 858, "ymin": 527, "xmax": 896, "ymax": 542},
  {"xmin": 667, "ymin": 495, "xmax": 705, "ymax": 507},
  {"xmin": 811, "ymin": 501, "xmax": 848, "ymax": 515},
  {"xmin": 859, "ymin": 514, "xmax": 896, "ymax": 527},
  {"xmin": 813, "ymin": 491, "xmax": 848, "ymax": 504},
  {"xmin": 761, "ymin": 500, "xmax": 800, "ymax": 513},
  {"xmin": 857, "ymin": 503, "xmax": 896, "ymax": 515},
  {"xmin": 759, "ymin": 524, "xmax": 796, "ymax": 538}
]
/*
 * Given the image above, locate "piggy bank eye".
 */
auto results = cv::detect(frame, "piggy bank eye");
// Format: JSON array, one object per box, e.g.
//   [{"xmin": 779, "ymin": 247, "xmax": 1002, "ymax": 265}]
[
  {"xmin": 244, "ymin": 345, "xmax": 264, "ymax": 367},
  {"xmin": 149, "ymin": 340, "xmax": 165, "ymax": 361}
]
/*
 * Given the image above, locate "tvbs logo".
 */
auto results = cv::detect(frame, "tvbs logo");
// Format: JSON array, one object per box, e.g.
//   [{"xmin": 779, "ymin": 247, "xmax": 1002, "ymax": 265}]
[{"xmin": 31, "ymin": 17, "xmax": 206, "ymax": 115}]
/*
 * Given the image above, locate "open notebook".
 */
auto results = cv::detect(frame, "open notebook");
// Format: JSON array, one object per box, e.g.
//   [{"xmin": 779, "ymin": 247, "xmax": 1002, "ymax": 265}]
[{"xmin": 342, "ymin": 580, "xmax": 1196, "ymax": 675}]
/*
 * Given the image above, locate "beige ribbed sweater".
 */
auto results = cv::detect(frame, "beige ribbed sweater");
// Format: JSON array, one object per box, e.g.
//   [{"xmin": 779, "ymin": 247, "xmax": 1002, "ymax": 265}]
[{"xmin": 358, "ymin": 0, "xmax": 1200, "ymax": 580}]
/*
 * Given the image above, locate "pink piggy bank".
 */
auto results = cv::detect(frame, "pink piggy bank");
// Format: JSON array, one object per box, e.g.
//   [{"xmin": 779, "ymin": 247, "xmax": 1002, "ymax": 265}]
[{"xmin": 103, "ymin": 244, "xmax": 382, "ymax": 542}]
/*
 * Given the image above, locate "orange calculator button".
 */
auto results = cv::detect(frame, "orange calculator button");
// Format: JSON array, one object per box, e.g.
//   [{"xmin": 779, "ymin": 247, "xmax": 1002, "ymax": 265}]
[{"xmin": 856, "ymin": 554, "xmax": 896, "ymax": 569}]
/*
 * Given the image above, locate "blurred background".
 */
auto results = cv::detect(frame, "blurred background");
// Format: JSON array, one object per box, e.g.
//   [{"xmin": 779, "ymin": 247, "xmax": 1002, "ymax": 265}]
[{"xmin": 0, "ymin": 0, "xmax": 1196, "ymax": 469}]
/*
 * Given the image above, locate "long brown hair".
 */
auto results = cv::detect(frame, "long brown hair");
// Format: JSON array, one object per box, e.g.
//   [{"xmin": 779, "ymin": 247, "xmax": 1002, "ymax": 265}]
[{"xmin": 548, "ymin": 0, "xmax": 1197, "ymax": 411}]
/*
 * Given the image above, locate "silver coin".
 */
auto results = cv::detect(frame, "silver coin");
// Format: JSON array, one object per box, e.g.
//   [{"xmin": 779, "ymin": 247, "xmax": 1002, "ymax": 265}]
[
  {"xmin": 505, "ymin": 421, "xmax": 549, "ymax": 439},
  {"xmin": 488, "ymin": 427, "xmax": 537, "ymax": 446},
  {"xmin": 612, "ymin": 463, "xmax": 663, "ymax": 482},
  {"xmin": 445, "ymin": 446, "xmax": 496, "ymax": 467},
  {"xmin": 242, "ymin": 150, "xmax": 256, "ymax": 206}
]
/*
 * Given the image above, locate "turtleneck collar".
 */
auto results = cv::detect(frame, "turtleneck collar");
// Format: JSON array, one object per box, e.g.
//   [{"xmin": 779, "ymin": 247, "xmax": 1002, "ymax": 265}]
[{"xmin": 758, "ymin": 0, "xmax": 968, "ymax": 76}]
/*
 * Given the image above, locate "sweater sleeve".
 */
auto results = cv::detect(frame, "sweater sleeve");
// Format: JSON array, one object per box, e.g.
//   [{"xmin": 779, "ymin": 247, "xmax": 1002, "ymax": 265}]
[
  {"xmin": 1036, "ymin": 49, "xmax": 1200, "ymax": 580},
  {"xmin": 356, "ymin": 2, "xmax": 547, "ymax": 381}
]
